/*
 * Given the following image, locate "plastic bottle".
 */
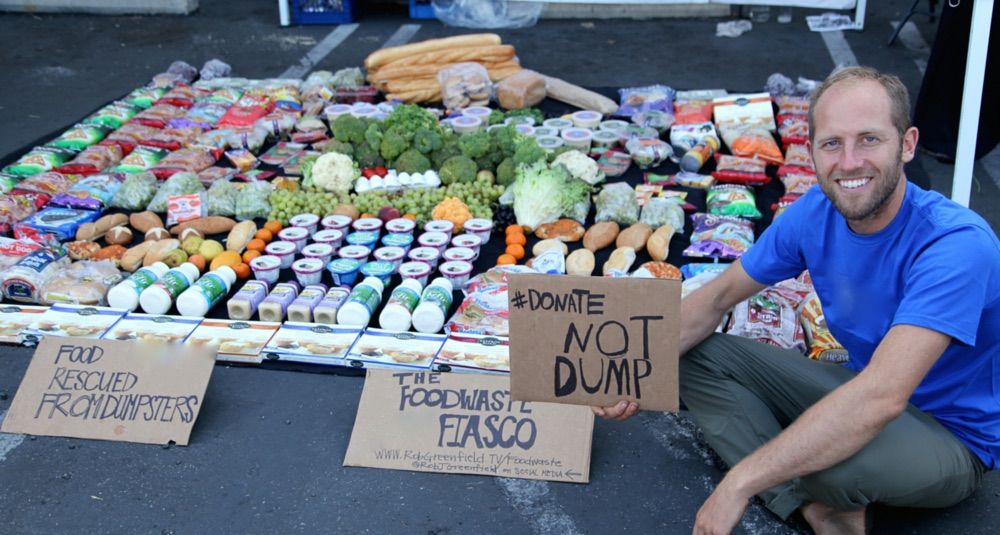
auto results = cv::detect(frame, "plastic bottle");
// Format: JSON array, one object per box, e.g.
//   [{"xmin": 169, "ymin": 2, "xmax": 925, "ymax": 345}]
[
  {"xmin": 176, "ymin": 266, "xmax": 237, "ymax": 317},
  {"xmin": 287, "ymin": 284, "xmax": 328, "ymax": 323},
  {"xmin": 107, "ymin": 262, "xmax": 169, "ymax": 311},
  {"xmin": 412, "ymin": 278, "xmax": 454, "ymax": 334},
  {"xmin": 258, "ymin": 282, "xmax": 301, "ymax": 323},
  {"xmin": 378, "ymin": 278, "xmax": 423, "ymax": 331},
  {"xmin": 338, "ymin": 276, "xmax": 385, "ymax": 328},
  {"xmin": 227, "ymin": 280, "xmax": 270, "ymax": 320},
  {"xmin": 680, "ymin": 135, "xmax": 720, "ymax": 173},
  {"xmin": 138, "ymin": 263, "xmax": 201, "ymax": 315},
  {"xmin": 313, "ymin": 287, "xmax": 351, "ymax": 325}
]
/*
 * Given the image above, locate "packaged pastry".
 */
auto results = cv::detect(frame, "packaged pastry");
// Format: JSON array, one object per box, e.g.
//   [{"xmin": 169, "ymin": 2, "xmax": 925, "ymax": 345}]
[{"xmin": 262, "ymin": 322, "xmax": 362, "ymax": 365}]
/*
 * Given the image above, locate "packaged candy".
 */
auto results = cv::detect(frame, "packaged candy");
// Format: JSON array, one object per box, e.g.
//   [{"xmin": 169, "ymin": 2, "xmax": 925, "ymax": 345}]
[
  {"xmin": 109, "ymin": 171, "xmax": 158, "ymax": 211},
  {"xmin": 708, "ymin": 184, "xmax": 762, "ymax": 219},
  {"xmin": 799, "ymin": 291, "xmax": 849, "ymax": 363},
  {"xmin": 3, "ymin": 147, "xmax": 75, "ymax": 177},
  {"xmin": 149, "ymin": 148, "xmax": 216, "ymax": 180},
  {"xmin": 55, "ymin": 144, "xmax": 124, "ymax": 175},
  {"xmin": 139, "ymin": 126, "xmax": 204, "ymax": 152},
  {"xmin": 46, "ymin": 123, "xmax": 113, "ymax": 152},
  {"xmin": 617, "ymin": 85, "xmax": 676, "ymax": 118},
  {"xmin": 111, "ymin": 145, "xmax": 169, "ymax": 174},
  {"xmin": 594, "ymin": 182, "xmax": 640, "ymax": 225},
  {"xmin": 15, "ymin": 171, "xmax": 78, "ymax": 196},
  {"xmin": 683, "ymin": 213, "xmax": 754, "ymax": 260},
  {"xmin": 635, "ymin": 184, "xmax": 661, "ymax": 207},
  {"xmin": 146, "ymin": 172, "xmax": 205, "ymax": 213},
  {"xmin": 49, "ymin": 173, "xmax": 124, "ymax": 210},
  {"xmin": 783, "ymin": 143, "xmax": 814, "ymax": 169},
  {"xmin": 18, "ymin": 207, "xmax": 101, "ymax": 241},
  {"xmin": 131, "ymin": 103, "xmax": 187, "ymax": 129},
  {"xmin": 639, "ymin": 196, "xmax": 685, "ymax": 230},
  {"xmin": 167, "ymin": 193, "xmax": 206, "ymax": 226},
  {"xmin": 123, "ymin": 86, "xmax": 167, "ymax": 109},
  {"xmin": 205, "ymin": 179, "xmax": 238, "ymax": 216},
  {"xmin": 101, "ymin": 122, "xmax": 159, "ymax": 153},
  {"xmin": 234, "ymin": 180, "xmax": 271, "ymax": 221},
  {"xmin": 712, "ymin": 154, "xmax": 770, "ymax": 186},
  {"xmin": 0, "ymin": 173, "xmax": 19, "ymax": 194},
  {"xmin": 83, "ymin": 101, "xmax": 140, "ymax": 129}
]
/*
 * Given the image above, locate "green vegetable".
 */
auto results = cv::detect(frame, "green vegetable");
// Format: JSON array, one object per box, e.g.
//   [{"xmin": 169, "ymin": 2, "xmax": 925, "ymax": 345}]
[
  {"xmin": 495, "ymin": 157, "xmax": 516, "ymax": 186},
  {"xmin": 505, "ymin": 108, "xmax": 545, "ymax": 126},
  {"xmin": 413, "ymin": 127, "xmax": 443, "ymax": 154},
  {"xmin": 490, "ymin": 124, "xmax": 522, "ymax": 158},
  {"xmin": 439, "ymin": 155, "xmax": 478, "ymax": 185},
  {"xmin": 322, "ymin": 139, "xmax": 354, "ymax": 157},
  {"xmin": 509, "ymin": 162, "xmax": 588, "ymax": 231},
  {"xmin": 382, "ymin": 104, "xmax": 441, "ymax": 142},
  {"xmin": 431, "ymin": 139, "xmax": 463, "ymax": 170},
  {"xmin": 331, "ymin": 114, "xmax": 366, "ymax": 145},
  {"xmin": 458, "ymin": 131, "xmax": 492, "ymax": 160},
  {"xmin": 512, "ymin": 137, "xmax": 546, "ymax": 167},
  {"xmin": 364, "ymin": 123, "xmax": 383, "ymax": 152},
  {"xmin": 380, "ymin": 130, "xmax": 408, "ymax": 162},
  {"xmin": 353, "ymin": 141, "xmax": 385, "ymax": 170},
  {"xmin": 487, "ymin": 109, "xmax": 506, "ymax": 126},
  {"xmin": 393, "ymin": 149, "xmax": 432, "ymax": 174}
]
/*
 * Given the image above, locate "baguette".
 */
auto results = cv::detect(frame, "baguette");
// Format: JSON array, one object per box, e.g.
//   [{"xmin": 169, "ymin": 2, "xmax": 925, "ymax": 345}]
[
  {"xmin": 369, "ymin": 59, "xmax": 519, "ymax": 83},
  {"xmin": 364, "ymin": 33, "xmax": 502, "ymax": 70},
  {"xmin": 380, "ymin": 45, "xmax": 515, "ymax": 68},
  {"xmin": 541, "ymin": 74, "xmax": 619, "ymax": 116},
  {"xmin": 385, "ymin": 88, "xmax": 443, "ymax": 104},
  {"xmin": 384, "ymin": 78, "xmax": 441, "ymax": 95}
]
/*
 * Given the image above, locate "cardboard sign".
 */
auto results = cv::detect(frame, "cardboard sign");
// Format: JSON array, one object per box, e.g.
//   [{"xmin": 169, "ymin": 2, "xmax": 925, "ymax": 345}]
[
  {"xmin": 0, "ymin": 337, "xmax": 216, "ymax": 446},
  {"xmin": 344, "ymin": 370, "xmax": 594, "ymax": 483},
  {"xmin": 507, "ymin": 274, "xmax": 681, "ymax": 411}
]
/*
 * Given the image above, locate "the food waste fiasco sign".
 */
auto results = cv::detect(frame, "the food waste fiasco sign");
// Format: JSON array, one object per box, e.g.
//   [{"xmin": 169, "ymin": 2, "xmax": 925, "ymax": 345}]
[
  {"xmin": 1, "ymin": 337, "xmax": 216, "ymax": 446},
  {"xmin": 507, "ymin": 274, "xmax": 681, "ymax": 411},
  {"xmin": 344, "ymin": 370, "xmax": 594, "ymax": 483}
]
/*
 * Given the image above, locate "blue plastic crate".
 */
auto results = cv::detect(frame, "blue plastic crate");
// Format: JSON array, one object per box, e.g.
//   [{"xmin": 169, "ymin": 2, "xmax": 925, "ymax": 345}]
[
  {"xmin": 292, "ymin": 0, "xmax": 357, "ymax": 25},
  {"xmin": 409, "ymin": 0, "xmax": 437, "ymax": 20}
]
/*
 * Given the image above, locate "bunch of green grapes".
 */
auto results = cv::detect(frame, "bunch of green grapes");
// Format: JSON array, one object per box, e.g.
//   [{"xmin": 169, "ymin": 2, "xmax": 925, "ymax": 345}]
[
  {"xmin": 268, "ymin": 189, "xmax": 350, "ymax": 225},
  {"xmin": 350, "ymin": 190, "xmax": 394, "ymax": 216},
  {"xmin": 393, "ymin": 187, "xmax": 447, "ymax": 223},
  {"xmin": 443, "ymin": 176, "xmax": 505, "ymax": 220}
]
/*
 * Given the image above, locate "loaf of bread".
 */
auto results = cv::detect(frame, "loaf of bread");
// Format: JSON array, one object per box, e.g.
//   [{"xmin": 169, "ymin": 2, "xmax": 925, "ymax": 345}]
[{"xmin": 496, "ymin": 69, "xmax": 546, "ymax": 110}]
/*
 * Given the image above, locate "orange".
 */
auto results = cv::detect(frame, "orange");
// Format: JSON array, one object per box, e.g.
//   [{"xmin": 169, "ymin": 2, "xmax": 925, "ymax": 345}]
[
  {"xmin": 505, "ymin": 224, "xmax": 524, "ymax": 236},
  {"xmin": 360, "ymin": 213, "xmax": 374, "ymax": 220},
  {"xmin": 505, "ymin": 233, "xmax": 526, "ymax": 246},
  {"xmin": 497, "ymin": 254, "xmax": 517, "ymax": 266},
  {"xmin": 246, "ymin": 239, "xmax": 267, "ymax": 253},
  {"xmin": 403, "ymin": 213, "xmax": 417, "ymax": 221},
  {"xmin": 254, "ymin": 229, "xmax": 273, "ymax": 242},
  {"xmin": 188, "ymin": 255, "xmax": 207, "ymax": 273},
  {"xmin": 264, "ymin": 220, "xmax": 282, "ymax": 234},
  {"xmin": 242, "ymin": 250, "xmax": 262, "ymax": 263},
  {"xmin": 232, "ymin": 263, "xmax": 251, "ymax": 280},
  {"xmin": 505, "ymin": 243, "xmax": 525, "ymax": 260},
  {"xmin": 209, "ymin": 250, "xmax": 242, "ymax": 271}
]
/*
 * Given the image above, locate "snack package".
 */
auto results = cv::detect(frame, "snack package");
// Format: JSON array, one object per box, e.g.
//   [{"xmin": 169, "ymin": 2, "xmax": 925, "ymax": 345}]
[
  {"xmin": 49, "ymin": 173, "xmax": 124, "ymax": 210},
  {"xmin": 15, "ymin": 171, "xmax": 78, "ymax": 196},
  {"xmin": 225, "ymin": 128, "xmax": 268, "ymax": 154},
  {"xmin": 156, "ymin": 85, "xmax": 198, "ymax": 109},
  {"xmin": 594, "ymin": 182, "xmax": 640, "ymax": 225},
  {"xmin": 673, "ymin": 99, "xmax": 714, "ymax": 125},
  {"xmin": 123, "ymin": 86, "xmax": 167, "ymax": 109},
  {"xmin": 111, "ymin": 145, "xmax": 169, "ymax": 174},
  {"xmin": 617, "ymin": 85, "xmax": 675, "ymax": 118},
  {"xmin": 259, "ymin": 141, "xmax": 306, "ymax": 166},
  {"xmin": 464, "ymin": 265, "xmax": 536, "ymax": 294},
  {"xmin": 669, "ymin": 122, "xmax": 717, "ymax": 153},
  {"xmin": 131, "ymin": 103, "xmax": 187, "ymax": 129},
  {"xmin": 146, "ymin": 172, "xmax": 205, "ymax": 213},
  {"xmin": 10, "ymin": 189, "xmax": 52, "ymax": 212},
  {"xmin": 17, "ymin": 207, "xmax": 101, "ymax": 241},
  {"xmin": 205, "ymin": 179, "xmax": 238, "ymax": 216},
  {"xmin": 234, "ymin": 180, "xmax": 271, "ymax": 221},
  {"xmin": 0, "ymin": 194, "xmax": 37, "ymax": 228},
  {"xmin": 149, "ymin": 148, "xmax": 216, "ymax": 180},
  {"xmin": 772, "ymin": 194, "xmax": 802, "ymax": 219},
  {"xmin": 777, "ymin": 113, "xmax": 809, "ymax": 146},
  {"xmin": 102, "ymin": 122, "xmax": 159, "ymax": 153},
  {"xmin": 446, "ymin": 282, "xmax": 510, "ymax": 337},
  {"xmin": 680, "ymin": 261, "xmax": 730, "ymax": 281},
  {"xmin": 625, "ymin": 138, "xmax": 673, "ymax": 169},
  {"xmin": 0, "ymin": 173, "xmax": 20, "ymax": 194},
  {"xmin": 204, "ymin": 87, "xmax": 243, "ymax": 105},
  {"xmin": 225, "ymin": 148, "xmax": 258, "ymax": 172},
  {"xmin": 646, "ymin": 171, "xmax": 715, "ymax": 190},
  {"xmin": 46, "ymin": 123, "xmax": 113, "ymax": 152},
  {"xmin": 774, "ymin": 95, "xmax": 810, "ymax": 117},
  {"xmin": 139, "ymin": 126, "xmax": 204, "ymax": 152},
  {"xmin": 799, "ymin": 291, "xmax": 849, "ymax": 363},
  {"xmin": 39, "ymin": 260, "xmax": 122, "ymax": 306},
  {"xmin": 83, "ymin": 101, "xmax": 140, "ymax": 129},
  {"xmin": 718, "ymin": 124, "xmax": 784, "ymax": 165},
  {"xmin": 683, "ymin": 213, "xmax": 754, "ymax": 260},
  {"xmin": 727, "ymin": 286, "xmax": 807, "ymax": 353},
  {"xmin": 594, "ymin": 150, "xmax": 632, "ymax": 178},
  {"xmin": 777, "ymin": 168, "xmax": 818, "ymax": 196},
  {"xmin": 166, "ymin": 193, "xmax": 206, "ymax": 226},
  {"xmin": 217, "ymin": 95, "xmax": 275, "ymax": 128},
  {"xmin": 438, "ymin": 62, "xmax": 492, "ymax": 111},
  {"xmin": 639, "ymin": 196, "xmax": 685, "ymax": 230},
  {"xmin": 783, "ymin": 143, "xmax": 814, "ymax": 169},
  {"xmin": 712, "ymin": 154, "xmax": 770, "ymax": 186},
  {"xmin": 707, "ymin": 184, "xmax": 762, "ymax": 219},
  {"xmin": 179, "ymin": 101, "xmax": 229, "ymax": 130},
  {"xmin": 1, "ymin": 248, "xmax": 70, "ymax": 303},
  {"xmin": 55, "ymin": 144, "xmax": 125, "ymax": 175},
  {"xmin": 109, "ymin": 171, "xmax": 158, "ymax": 211},
  {"xmin": 3, "ymin": 147, "xmax": 75, "ymax": 177}
]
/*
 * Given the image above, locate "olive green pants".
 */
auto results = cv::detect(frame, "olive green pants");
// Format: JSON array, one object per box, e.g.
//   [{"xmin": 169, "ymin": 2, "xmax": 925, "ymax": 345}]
[{"xmin": 679, "ymin": 333, "xmax": 986, "ymax": 520}]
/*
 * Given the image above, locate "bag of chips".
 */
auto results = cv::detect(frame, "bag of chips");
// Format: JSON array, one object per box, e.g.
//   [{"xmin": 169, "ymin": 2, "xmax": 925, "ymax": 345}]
[
  {"xmin": 46, "ymin": 123, "xmax": 113, "ymax": 152},
  {"xmin": 83, "ymin": 102, "xmax": 140, "ymax": 129},
  {"xmin": 111, "ymin": 145, "xmax": 169, "ymax": 174},
  {"xmin": 708, "ymin": 184, "xmax": 762, "ymax": 219},
  {"xmin": 15, "ymin": 171, "xmax": 78, "ymax": 196},
  {"xmin": 131, "ymin": 104, "xmax": 187, "ymax": 129},
  {"xmin": 718, "ymin": 124, "xmax": 784, "ymax": 165},
  {"xmin": 784, "ymin": 143, "xmax": 814, "ymax": 169},
  {"xmin": 683, "ymin": 213, "xmax": 754, "ymax": 260},
  {"xmin": 0, "ymin": 173, "xmax": 19, "ymax": 194},
  {"xmin": 149, "ymin": 148, "xmax": 217, "ymax": 180},
  {"xmin": 109, "ymin": 171, "xmax": 158, "ymax": 211},
  {"xmin": 55, "ymin": 144, "xmax": 124, "ymax": 175},
  {"xmin": 771, "ymin": 194, "xmax": 802, "ymax": 218},
  {"xmin": 798, "ymin": 291, "xmax": 849, "ymax": 363},
  {"xmin": 139, "ymin": 126, "xmax": 204, "ymax": 152},
  {"xmin": 712, "ymin": 154, "xmax": 770, "ymax": 186},
  {"xmin": 0, "ymin": 194, "xmax": 37, "ymax": 228},
  {"xmin": 156, "ymin": 85, "xmax": 198, "ymax": 109},
  {"xmin": 3, "ymin": 147, "xmax": 75, "ymax": 177},
  {"xmin": 726, "ymin": 285, "xmax": 807, "ymax": 353},
  {"xmin": 123, "ymin": 86, "xmax": 167, "ymax": 109},
  {"xmin": 617, "ymin": 85, "xmax": 676, "ymax": 118},
  {"xmin": 49, "ymin": 173, "xmax": 124, "ymax": 210}
]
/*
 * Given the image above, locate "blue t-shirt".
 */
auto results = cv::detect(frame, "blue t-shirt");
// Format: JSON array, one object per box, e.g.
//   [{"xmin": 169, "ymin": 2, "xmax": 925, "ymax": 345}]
[{"xmin": 741, "ymin": 181, "xmax": 1000, "ymax": 468}]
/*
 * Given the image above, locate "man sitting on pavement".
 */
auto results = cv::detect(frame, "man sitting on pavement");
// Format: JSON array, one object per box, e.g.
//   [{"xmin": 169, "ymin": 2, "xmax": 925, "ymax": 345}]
[{"xmin": 593, "ymin": 66, "xmax": 999, "ymax": 535}]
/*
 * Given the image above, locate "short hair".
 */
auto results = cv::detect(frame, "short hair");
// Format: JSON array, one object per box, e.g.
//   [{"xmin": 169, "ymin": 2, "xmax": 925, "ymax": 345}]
[{"xmin": 808, "ymin": 66, "xmax": 911, "ymax": 142}]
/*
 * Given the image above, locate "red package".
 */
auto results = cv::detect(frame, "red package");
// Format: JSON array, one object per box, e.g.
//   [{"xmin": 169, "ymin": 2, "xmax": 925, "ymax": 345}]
[
  {"xmin": 101, "ymin": 122, "xmax": 158, "ymax": 153},
  {"xmin": 166, "ymin": 193, "xmax": 204, "ymax": 226},
  {"xmin": 777, "ymin": 114, "xmax": 809, "ymax": 146},
  {"xmin": 139, "ymin": 126, "xmax": 204, "ymax": 151},
  {"xmin": 674, "ymin": 100, "xmax": 714, "ymax": 125},
  {"xmin": 55, "ymin": 144, "xmax": 125, "ymax": 175},
  {"xmin": 131, "ymin": 104, "xmax": 187, "ymax": 129},
  {"xmin": 711, "ymin": 154, "xmax": 771, "ymax": 186},
  {"xmin": 217, "ymin": 96, "xmax": 275, "ymax": 128},
  {"xmin": 149, "ymin": 148, "xmax": 217, "ymax": 180},
  {"xmin": 155, "ymin": 85, "xmax": 197, "ymax": 109}
]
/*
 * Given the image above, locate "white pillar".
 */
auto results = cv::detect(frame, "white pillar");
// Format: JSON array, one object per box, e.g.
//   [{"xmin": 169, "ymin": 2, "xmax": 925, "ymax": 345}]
[{"xmin": 951, "ymin": 0, "xmax": 994, "ymax": 207}]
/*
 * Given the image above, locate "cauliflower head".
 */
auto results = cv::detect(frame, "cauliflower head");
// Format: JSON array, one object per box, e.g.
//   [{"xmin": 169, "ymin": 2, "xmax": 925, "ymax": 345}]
[
  {"xmin": 310, "ymin": 152, "xmax": 359, "ymax": 193},
  {"xmin": 552, "ymin": 150, "xmax": 602, "ymax": 185}
]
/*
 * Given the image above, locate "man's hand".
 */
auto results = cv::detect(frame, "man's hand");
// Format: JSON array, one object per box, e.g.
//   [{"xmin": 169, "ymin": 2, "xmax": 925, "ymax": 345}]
[
  {"xmin": 692, "ymin": 477, "xmax": 752, "ymax": 535},
  {"xmin": 590, "ymin": 400, "xmax": 639, "ymax": 421}
]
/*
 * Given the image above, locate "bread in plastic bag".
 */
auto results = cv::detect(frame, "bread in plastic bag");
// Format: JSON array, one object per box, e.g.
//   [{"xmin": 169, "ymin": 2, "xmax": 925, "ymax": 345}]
[
  {"xmin": 40, "ymin": 260, "xmax": 122, "ymax": 306},
  {"xmin": 438, "ymin": 62, "xmax": 493, "ymax": 111},
  {"xmin": 594, "ymin": 182, "xmax": 639, "ymax": 225}
]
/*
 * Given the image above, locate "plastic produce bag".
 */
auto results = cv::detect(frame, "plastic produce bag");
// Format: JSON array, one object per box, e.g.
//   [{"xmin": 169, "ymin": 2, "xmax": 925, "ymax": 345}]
[
  {"xmin": 205, "ymin": 179, "xmax": 238, "ymax": 216},
  {"xmin": 594, "ymin": 182, "xmax": 639, "ymax": 225},
  {"xmin": 639, "ymin": 197, "xmax": 685, "ymax": 230},
  {"xmin": 562, "ymin": 194, "xmax": 591, "ymax": 225},
  {"xmin": 438, "ymin": 62, "xmax": 493, "ymax": 111},
  {"xmin": 110, "ymin": 171, "xmax": 158, "ymax": 211},
  {"xmin": 146, "ymin": 172, "xmax": 204, "ymax": 213},
  {"xmin": 234, "ymin": 180, "xmax": 271, "ymax": 221},
  {"xmin": 40, "ymin": 260, "xmax": 122, "ymax": 306},
  {"xmin": 432, "ymin": 0, "xmax": 542, "ymax": 29}
]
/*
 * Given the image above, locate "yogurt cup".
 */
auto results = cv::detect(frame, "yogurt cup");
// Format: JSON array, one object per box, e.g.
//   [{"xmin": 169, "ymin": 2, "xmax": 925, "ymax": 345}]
[
  {"xmin": 277, "ymin": 227, "xmax": 309, "ymax": 252},
  {"xmin": 373, "ymin": 246, "xmax": 406, "ymax": 271},
  {"xmin": 461, "ymin": 106, "xmax": 492, "ymax": 120},
  {"xmin": 600, "ymin": 119, "xmax": 629, "ymax": 132},
  {"xmin": 324, "ymin": 104, "xmax": 353, "ymax": 123},
  {"xmin": 418, "ymin": 231, "xmax": 450, "ymax": 254},
  {"xmin": 360, "ymin": 260, "xmax": 395, "ymax": 285},
  {"xmin": 592, "ymin": 129, "xmax": 621, "ymax": 149},
  {"xmin": 346, "ymin": 231, "xmax": 379, "ymax": 249},
  {"xmin": 532, "ymin": 126, "xmax": 559, "ymax": 138},
  {"xmin": 571, "ymin": 110, "xmax": 603, "ymax": 129},
  {"xmin": 289, "ymin": 213, "xmax": 320, "ymax": 234},
  {"xmin": 337, "ymin": 244, "xmax": 371, "ymax": 263},
  {"xmin": 443, "ymin": 247, "xmax": 476, "ymax": 264},
  {"xmin": 326, "ymin": 258, "xmax": 362, "ymax": 287},
  {"xmin": 249, "ymin": 255, "xmax": 282, "ymax": 284},
  {"xmin": 450, "ymin": 234, "xmax": 482, "ymax": 260},
  {"xmin": 407, "ymin": 246, "xmax": 441, "ymax": 268},
  {"xmin": 452, "ymin": 116, "xmax": 483, "ymax": 135},
  {"xmin": 439, "ymin": 260, "xmax": 474, "ymax": 288},
  {"xmin": 398, "ymin": 261, "xmax": 432, "ymax": 287},
  {"xmin": 462, "ymin": 218, "xmax": 493, "ymax": 243},
  {"xmin": 321, "ymin": 214, "xmax": 352, "ymax": 232},
  {"xmin": 561, "ymin": 127, "xmax": 594, "ymax": 151},
  {"xmin": 535, "ymin": 136, "xmax": 565, "ymax": 151},
  {"xmin": 423, "ymin": 219, "xmax": 455, "ymax": 238},
  {"xmin": 385, "ymin": 217, "xmax": 415, "ymax": 235},
  {"xmin": 514, "ymin": 124, "xmax": 535, "ymax": 136},
  {"xmin": 302, "ymin": 242, "xmax": 334, "ymax": 264},
  {"xmin": 292, "ymin": 258, "xmax": 325, "ymax": 287},
  {"xmin": 381, "ymin": 232, "xmax": 414, "ymax": 252},
  {"xmin": 543, "ymin": 118, "xmax": 573, "ymax": 131},
  {"xmin": 352, "ymin": 217, "xmax": 383, "ymax": 233},
  {"xmin": 264, "ymin": 241, "xmax": 297, "ymax": 269},
  {"xmin": 312, "ymin": 228, "xmax": 344, "ymax": 249}
]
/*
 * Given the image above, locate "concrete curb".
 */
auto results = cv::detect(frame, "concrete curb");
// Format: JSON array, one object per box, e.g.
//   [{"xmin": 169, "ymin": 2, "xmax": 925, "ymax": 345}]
[
  {"xmin": 0, "ymin": 0, "xmax": 198, "ymax": 15},
  {"xmin": 540, "ymin": 3, "xmax": 730, "ymax": 19}
]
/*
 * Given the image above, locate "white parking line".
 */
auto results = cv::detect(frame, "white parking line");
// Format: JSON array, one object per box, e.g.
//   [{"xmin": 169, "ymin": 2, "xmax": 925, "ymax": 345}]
[
  {"xmin": 891, "ymin": 20, "xmax": 931, "ymax": 75},
  {"xmin": 496, "ymin": 478, "xmax": 582, "ymax": 535},
  {"xmin": 821, "ymin": 31, "xmax": 859, "ymax": 69},
  {"xmin": 382, "ymin": 24, "xmax": 421, "ymax": 48},
  {"xmin": 279, "ymin": 23, "xmax": 360, "ymax": 79},
  {"xmin": 0, "ymin": 410, "xmax": 26, "ymax": 462}
]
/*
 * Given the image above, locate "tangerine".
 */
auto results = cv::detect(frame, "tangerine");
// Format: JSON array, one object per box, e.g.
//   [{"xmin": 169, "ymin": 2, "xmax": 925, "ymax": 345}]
[
  {"xmin": 505, "ymin": 243, "xmax": 525, "ymax": 260},
  {"xmin": 246, "ymin": 239, "xmax": 267, "ymax": 253},
  {"xmin": 242, "ymin": 250, "xmax": 262, "ymax": 263},
  {"xmin": 264, "ymin": 220, "xmax": 283, "ymax": 234},
  {"xmin": 497, "ymin": 254, "xmax": 517, "ymax": 266},
  {"xmin": 505, "ymin": 224, "xmax": 524, "ymax": 235},
  {"xmin": 232, "ymin": 263, "xmax": 251, "ymax": 280},
  {"xmin": 188, "ymin": 254, "xmax": 207, "ymax": 272},
  {"xmin": 209, "ymin": 250, "xmax": 242, "ymax": 271},
  {"xmin": 254, "ymin": 229, "xmax": 274, "ymax": 242},
  {"xmin": 505, "ymin": 233, "xmax": 526, "ymax": 246}
]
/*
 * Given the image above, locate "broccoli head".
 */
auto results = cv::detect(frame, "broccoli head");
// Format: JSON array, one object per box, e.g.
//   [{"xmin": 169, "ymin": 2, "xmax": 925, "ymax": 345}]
[
  {"xmin": 458, "ymin": 131, "xmax": 491, "ymax": 159},
  {"xmin": 413, "ymin": 127, "xmax": 443, "ymax": 154},
  {"xmin": 383, "ymin": 104, "xmax": 441, "ymax": 142},
  {"xmin": 438, "ymin": 155, "xmax": 478, "ymax": 185},
  {"xmin": 364, "ymin": 122, "xmax": 383, "ymax": 152},
  {"xmin": 495, "ymin": 157, "xmax": 516, "ymax": 187},
  {"xmin": 393, "ymin": 149, "xmax": 432, "ymax": 174},
  {"xmin": 512, "ymin": 137, "xmax": 546, "ymax": 167},
  {"xmin": 331, "ymin": 114, "xmax": 366, "ymax": 145},
  {"xmin": 380, "ymin": 130, "xmax": 409, "ymax": 162},
  {"xmin": 490, "ymin": 124, "xmax": 523, "ymax": 158},
  {"xmin": 353, "ymin": 141, "xmax": 385, "ymax": 169},
  {"xmin": 487, "ymin": 109, "xmax": 506, "ymax": 126},
  {"xmin": 430, "ymin": 140, "xmax": 463, "ymax": 170},
  {"xmin": 322, "ymin": 139, "xmax": 354, "ymax": 157},
  {"xmin": 475, "ymin": 155, "xmax": 496, "ymax": 174}
]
